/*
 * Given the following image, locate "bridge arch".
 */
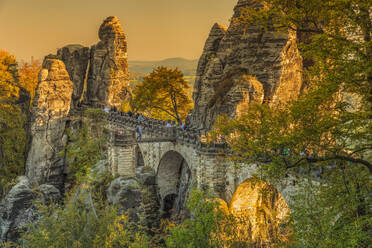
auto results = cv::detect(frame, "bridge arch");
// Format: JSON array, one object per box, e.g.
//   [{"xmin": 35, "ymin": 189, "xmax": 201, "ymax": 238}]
[
  {"xmin": 156, "ymin": 150, "xmax": 192, "ymax": 217},
  {"xmin": 135, "ymin": 145, "xmax": 144, "ymax": 168}
]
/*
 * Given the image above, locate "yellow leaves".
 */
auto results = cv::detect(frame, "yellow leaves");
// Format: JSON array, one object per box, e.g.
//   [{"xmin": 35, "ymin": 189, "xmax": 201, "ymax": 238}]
[
  {"xmin": 81, "ymin": 183, "xmax": 89, "ymax": 189},
  {"xmin": 0, "ymin": 50, "xmax": 19, "ymax": 102},
  {"xmin": 18, "ymin": 58, "xmax": 41, "ymax": 104},
  {"xmin": 104, "ymin": 214, "xmax": 149, "ymax": 248},
  {"xmin": 131, "ymin": 66, "xmax": 192, "ymax": 122},
  {"xmin": 160, "ymin": 218, "xmax": 175, "ymax": 233}
]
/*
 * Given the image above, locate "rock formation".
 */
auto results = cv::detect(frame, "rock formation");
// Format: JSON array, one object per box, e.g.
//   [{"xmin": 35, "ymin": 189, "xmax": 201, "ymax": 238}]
[
  {"xmin": 25, "ymin": 58, "xmax": 73, "ymax": 189},
  {"xmin": 228, "ymin": 179, "xmax": 290, "ymax": 245},
  {"xmin": 0, "ymin": 17, "xmax": 134, "ymax": 243},
  {"xmin": 0, "ymin": 177, "xmax": 60, "ymax": 242},
  {"xmin": 190, "ymin": 0, "xmax": 303, "ymax": 130},
  {"xmin": 57, "ymin": 45, "xmax": 90, "ymax": 109},
  {"xmin": 85, "ymin": 16, "xmax": 130, "ymax": 108},
  {"xmin": 107, "ymin": 166, "xmax": 160, "ymax": 227},
  {"xmin": 25, "ymin": 16, "xmax": 131, "ymax": 189}
]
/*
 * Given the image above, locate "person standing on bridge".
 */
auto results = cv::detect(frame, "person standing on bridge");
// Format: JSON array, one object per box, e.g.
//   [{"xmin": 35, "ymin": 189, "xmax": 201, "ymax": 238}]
[{"xmin": 136, "ymin": 125, "xmax": 143, "ymax": 140}]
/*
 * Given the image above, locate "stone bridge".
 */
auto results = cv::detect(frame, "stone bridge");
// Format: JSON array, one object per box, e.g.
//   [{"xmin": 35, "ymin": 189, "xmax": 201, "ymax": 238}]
[{"xmin": 107, "ymin": 111, "xmax": 299, "ymax": 213}]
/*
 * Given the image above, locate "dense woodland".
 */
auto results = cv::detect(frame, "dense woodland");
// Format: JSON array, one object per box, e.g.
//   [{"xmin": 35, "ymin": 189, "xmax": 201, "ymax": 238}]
[
  {"xmin": 0, "ymin": 0, "xmax": 371, "ymax": 247},
  {"xmin": 0, "ymin": 51, "xmax": 40, "ymax": 198}
]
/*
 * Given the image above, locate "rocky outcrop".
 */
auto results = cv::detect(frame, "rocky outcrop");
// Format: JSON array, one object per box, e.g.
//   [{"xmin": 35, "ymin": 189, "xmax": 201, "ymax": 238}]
[
  {"xmin": 52, "ymin": 17, "xmax": 130, "ymax": 110},
  {"xmin": 57, "ymin": 45, "xmax": 90, "ymax": 109},
  {"xmin": 24, "ymin": 16, "xmax": 131, "ymax": 189},
  {"xmin": 107, "ymin": 166, "xmax": 160, "ymax": 228},
  {"xmin": 1, "ymin": 16, "xmax": 132, "ymax": 244},
  {"xmin": 25, "ymin": 58, "xmax": 73, "ymax": 189},
  {"xmin": 0, "ymin": 177, "xmax": 60, "ymax": 243},
  {"xmin": 190, "ymin": 0, "xmax": 303, "ymax": 130},
  {"xmin": 107, "ymin": 177, "xmax": 143, "ymax": 221},
  {"xmin": 85, "ymin": 16, "xmax": 131, "ymax": 108}
]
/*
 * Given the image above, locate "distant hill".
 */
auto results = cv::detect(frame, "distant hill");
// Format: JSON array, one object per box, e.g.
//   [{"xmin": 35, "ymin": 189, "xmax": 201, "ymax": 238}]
[{"xmin": 128, "ymin": 57, "xmax": 198, "ymax": 77}]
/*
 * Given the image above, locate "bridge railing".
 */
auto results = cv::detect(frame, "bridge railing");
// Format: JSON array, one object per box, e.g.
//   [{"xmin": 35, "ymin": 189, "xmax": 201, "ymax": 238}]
[{"xmin": 107, "ymin": 111, "xmax": 228, "ymax": 153}]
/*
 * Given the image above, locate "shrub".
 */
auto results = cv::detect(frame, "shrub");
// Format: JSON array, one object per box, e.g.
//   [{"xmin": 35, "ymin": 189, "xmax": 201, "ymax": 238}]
[{"xmin": 21, "ymin": 188, "xmax": 150, "ymax": 248}]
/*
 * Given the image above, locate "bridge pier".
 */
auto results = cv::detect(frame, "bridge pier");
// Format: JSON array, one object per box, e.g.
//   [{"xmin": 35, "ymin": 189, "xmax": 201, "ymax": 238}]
[{"xmin": 108, "ymin": 127, "xmax": 137, "ymax": 177}]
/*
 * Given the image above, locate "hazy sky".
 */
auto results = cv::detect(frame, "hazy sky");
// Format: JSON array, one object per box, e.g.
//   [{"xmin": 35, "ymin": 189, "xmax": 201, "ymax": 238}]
[{"xmin": 0, "ymin": 0, "xmax": 237, "ymax": 62}]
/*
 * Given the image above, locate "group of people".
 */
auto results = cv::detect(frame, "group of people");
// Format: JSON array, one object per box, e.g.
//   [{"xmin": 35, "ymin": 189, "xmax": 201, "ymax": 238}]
[
  {"xmin": 105, "ymin": 106, "xmax": 189, "ymax": 141},
  {"xmin": 136, "ymin": 119, "xmax": 188, "ymax": 140},
  {"xmin": 104, "ymin": 105, "xmax": 118, "ymax": 113}
]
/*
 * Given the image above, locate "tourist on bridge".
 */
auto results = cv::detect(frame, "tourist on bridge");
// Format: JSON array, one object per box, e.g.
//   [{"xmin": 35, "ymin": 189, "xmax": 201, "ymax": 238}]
[
  {"xmin": 104, "ymin": 106, "xmax": 109, "ymax": 113},
  {"xmin": 166, "ymin": 121, "xmax": 172, "ymax": 128},
  {"xmin": 181, "ymin": 123, "xmax": 186, "ymax": 131},
  {"xmin": 136, "ymin": 125, "xmax": 143, "ymax": 140}
]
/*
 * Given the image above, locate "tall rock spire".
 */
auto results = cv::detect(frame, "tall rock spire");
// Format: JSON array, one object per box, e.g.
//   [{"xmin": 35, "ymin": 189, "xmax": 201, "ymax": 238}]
[
  {"xmin": 25, "ymin": 58, "xmax": 73, "ymax": 188},
  {"xmin": 57, "ymin": 44, "xmax": 90, "ymax": 109},
  {"xmin": 85, "ymin": 16, "xmax": 130, "ymax": 108}
]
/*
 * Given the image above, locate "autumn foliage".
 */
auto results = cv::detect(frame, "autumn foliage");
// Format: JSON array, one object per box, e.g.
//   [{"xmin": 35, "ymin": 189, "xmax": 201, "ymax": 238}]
[{"xmin": 131, "ymin": 66, "xmax": 193, "ymax": 123}]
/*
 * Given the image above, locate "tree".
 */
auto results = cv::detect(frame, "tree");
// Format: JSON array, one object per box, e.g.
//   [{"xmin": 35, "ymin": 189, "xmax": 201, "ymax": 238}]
[
  {"xmin": 166, "ymin": 189, "xmax": 288, "ymax": 248},
  {"xmin": 166, "ymin": 190, "xmax": 224, "ymax": 248},
  {"xmin": 18, "ymin": 57, "xmax": 41, "ymax": 104},
  {"xmin": 289, "ymin": 164, "xmax": 371, "ymax": 248},
  {"xmin": 216, "ymin": 0, "xmax": 372, "ymax": 181},
  {"xmin": 0, "ymin": 50, "xmax": 19, "ymax": 102},
  {"xmin": 19, "ymin": 191, "xmax": 150, "ymax": 248},
  {"xmin": 211, "ymin": 1, "xmax": 371, "ymax": 246},
  {"xmin": 0, "ymin": 51, "xmax": 27, "ymax": 197},
  {"xmin": 131, "ymin": 66, "xmax": 192, "ymax": 123},
  {"xmin": 64, "ymin": 108, "xmax": 108, "ymax": 185}
]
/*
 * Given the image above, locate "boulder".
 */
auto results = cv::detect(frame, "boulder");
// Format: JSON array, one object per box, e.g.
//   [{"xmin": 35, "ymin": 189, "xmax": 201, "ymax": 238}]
[
  {"xmin": 136, "ymin": 166, "xmax": 156, "ymax": 186},
  {"xmin": 190, "ymin": 0, "xmax": 303, "ymax": 130},
  {"xmin": 0, "ymin": 177, "xmax": 60, "ymax": 243},
  {"xmin": 107, "ymin": 166, "xmax": 160, "ymax": 228},
  {"xmin": 107, "ymin": 177, "xmax": 142, "ymax": 221}
]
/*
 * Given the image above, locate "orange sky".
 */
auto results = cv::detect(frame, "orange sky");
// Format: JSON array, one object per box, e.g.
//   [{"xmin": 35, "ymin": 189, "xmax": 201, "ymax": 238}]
[{"xmin": 0, "ymin": 0, "xmax": 236, "ymax": 62}]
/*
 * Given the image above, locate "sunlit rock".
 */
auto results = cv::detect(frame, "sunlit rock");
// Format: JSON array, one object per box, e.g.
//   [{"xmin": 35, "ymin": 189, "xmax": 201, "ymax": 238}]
[
  {"xmin": 85, "ymin": 16, "xmax": 131, "ymax": 108},
  {"xmin": 190, "ymin": 0, "xmax": 303, "ymax": 130},
  {"xmin": 25, "ymin": 58, "xmax": 73, "ymax": 188},
  {"xmin": 229, "ymin": 179, "xmax": 290, "ymax": 246}
]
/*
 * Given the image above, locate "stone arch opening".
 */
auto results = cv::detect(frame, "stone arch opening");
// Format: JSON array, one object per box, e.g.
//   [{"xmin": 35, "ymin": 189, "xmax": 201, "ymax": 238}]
[
  {"xmin": 135, "ymin": 145, "xmax": 144, "ymax": 168},
  {"xmin": 156, "ymin": 151, "xmax": 192, "ymax": 217},
  {"xmin": 228, "ymin": 178, "xmax": 290, "ymax": 246}
]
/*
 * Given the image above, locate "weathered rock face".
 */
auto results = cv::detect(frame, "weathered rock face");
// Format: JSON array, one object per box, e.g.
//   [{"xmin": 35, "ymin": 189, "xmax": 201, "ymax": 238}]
[
  {"xmin": 85, "ymin": 16, "xmax": 130, "ymax": 108},
  {"xmin": 0, "ymin": 177, "xmax": 60, "ymax": 243},
  {"xmin": 25, "ymin": 58, "xmax": 73, "ymax": 188},
  {"xmin": 57, "ymin": 44, "xmax": 90, "ymax": 109},
  {"xmin": 228, "ymin": 179, "xmax": 290, "ymax": 245},
  {"xmin": 107, "ymin": 177, "xmax": 143, "ymax": 221},
  {"xmin": 190, "ymin": 0, "xmax": 303, "ymax": 130},
  {"xmin": 24, "ymin": 16, "xmax": 131, "ymax": 189},
  {"xmin": 107, "ymin": 166, "xmax": 160, "ymax": 227}
]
